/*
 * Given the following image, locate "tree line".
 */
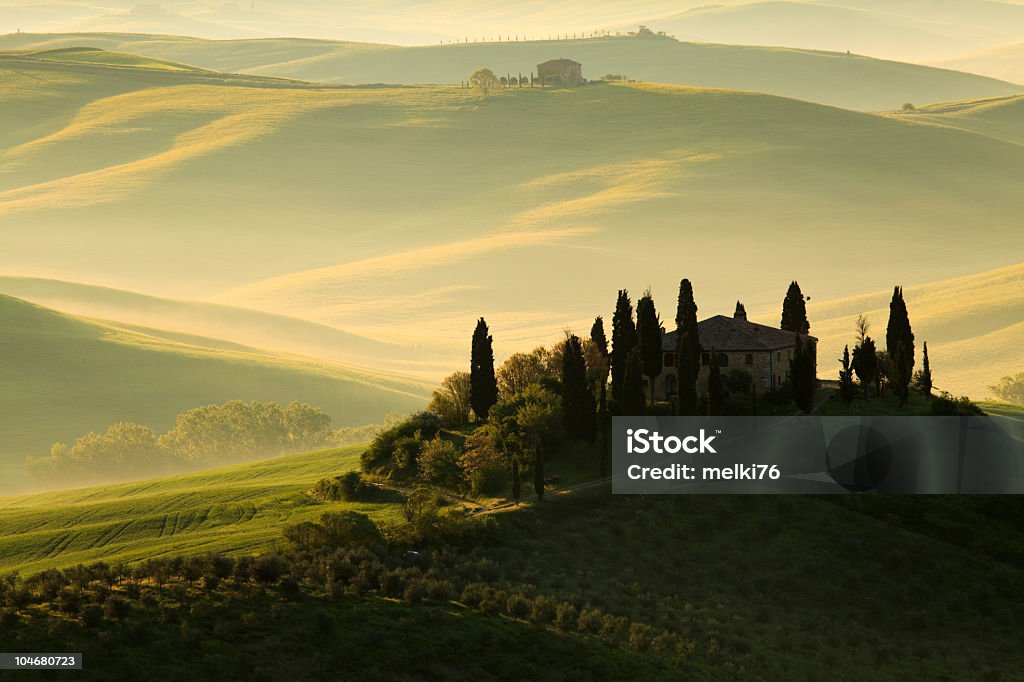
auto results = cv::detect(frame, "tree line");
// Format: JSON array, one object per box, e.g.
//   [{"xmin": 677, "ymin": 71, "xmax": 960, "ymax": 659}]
[{"xmin": 27, "ymin": 400, "xmax": 336, "ymax": 486}]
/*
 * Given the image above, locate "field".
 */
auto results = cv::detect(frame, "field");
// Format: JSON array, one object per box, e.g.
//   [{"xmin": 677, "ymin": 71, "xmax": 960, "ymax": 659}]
[
  {"xmin": 2, "ymin": 32, "xmax": 1021, "ymax": 111},
  {"xmin": 0, "ymin": 294, "xmax": 429, "ymax": 492},
  {"xmin": 0, "ymin": 444, "xmax": 398, "ymax": 576},
  {"xmin": 0, "ymin": 51, "xmax": 1021, "ymax": 401},
  {"xmin": 940, "ymin": 40, "xmax": 1024, "ymax": 84}
]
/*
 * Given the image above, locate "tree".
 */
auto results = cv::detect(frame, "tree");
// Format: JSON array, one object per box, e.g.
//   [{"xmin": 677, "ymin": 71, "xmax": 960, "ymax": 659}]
[
  {"xmin": 913, "ymin": 341, "xmax": 933, "ymax": 397},
  {"xmin": 886, "ymin": 286, "xmax": 915, "ymax": 406},
  {"xmin": 852, "ymin": 336, "xmax": 878, "ymax": 400},
  {"xmin": 419, "ymin": 437, "xmax": 465, "ymax": 489},
  {"xmin": 469, "ymin": 68, "xmax": 500, "ymax": 96},
  {"xmin": 561, "ymin": 335, "xmax": 596, "ymax": 442},
  {"xmin": 470, "ymin": 318, "xmax": 498, "ymax": 421},
  {"xmin": 622, "ymin": 348, "xmax": 646, "ymax": 416},
  {"xmin": 487, "ymin": 385, "xmax": 562, "ymax": 502},
  {"xmin": 839, "ymin": 345, "xmax": 855, "ymax": 404},
  {"xmin": 781, "ymin": 281, "xmax": 810, "ymax": 334},
  {"xmin": 989, "ymin": 372, "xmax": 1024, "ymax": 404},
  {"xmin": 590, "ymin": 316, "xmax": 611, "ymax": 476},
  {"xmin": 428, "ymin": 371, "xmax": 472, "ymax": 426},
  {"xmin": 496, "ymin": 348, "xmax": 549, "ymax": 396},
  {"xmin": 674, "ymin": 279, "xmax": 702, "ymax": 415},
  {"xmin": 790, "ymin": 334, "xmax": 816, "ymax": 413},
  {"xmin": 707, "ymin": 350, "xmax": 724, "ymax": 416},
  {"xmin": 635, "ymin": 291, "xmax": 663, "ymax": 405},
  {"xmin": 610, "ymin": 290, "xmax": 638, "ymax": 404}
]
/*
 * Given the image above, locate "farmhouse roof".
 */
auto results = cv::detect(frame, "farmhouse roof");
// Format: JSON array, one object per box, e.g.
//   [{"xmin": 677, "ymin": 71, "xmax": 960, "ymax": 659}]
[
  {"xmin": 538, "ymin": 58, "xmax": 581, "ymax": 67},
  {"xmin": 662, "ymin": 315, "xmax": 816, "ymax": 353}
]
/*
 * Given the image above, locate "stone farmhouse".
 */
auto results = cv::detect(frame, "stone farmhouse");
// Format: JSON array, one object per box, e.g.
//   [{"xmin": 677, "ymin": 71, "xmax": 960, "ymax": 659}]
[
  {"xmin": 652, "ymin": 303, "xmax": 817, "ymax": 401},
  {"xmin": 537, "ymin": 58, "xmax": 583, "ymax": 86}
]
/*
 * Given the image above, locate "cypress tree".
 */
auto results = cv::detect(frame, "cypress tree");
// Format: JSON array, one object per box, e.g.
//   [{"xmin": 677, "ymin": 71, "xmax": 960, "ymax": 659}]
[
  {"xmin": 636, "ymin": 291, "xmax": 663, "ymax": 406},
  {"xmin": 707, "ymin": 349, "xmax": 724, "ymax": 416},
  {"xmin": 470, "ymin": 318, "xmax": 498, "ymax": 421},
  {"xmin": 610, "ymin": 290, "xmax": 637, "ymax": 404},
  {"xmin": 886, "ymin": 287, "xmax": 915, "ymax": 406},
  {"xmin": 561, "ymin": 335, "xmax": 596, "ymax": 441},
  {"xmin": 622, "ymin": 348, "xmax": 646, "ymax": 416},
  {"xmin": 590, "ymin": 316, "xmax": 611, "ymax": 477},
  {"xmin": 781, "ymin": 281, "xmax": 810, "ymax": 334},
  {"xmin": 790, "ymin": 334, "xmax": 815, "ymax": 413},
  {"xmin": 590, "ymin": 316, "xmax": 608, "ymax": 358},
  {"xmin": 674, "ymin": 279, "xmax": 701, "ymax": 416},
  {"xmin": 916, "ymin": 341, "xmax": 933, "ymax": 397},
  {"xmin": 839, "ymin": 345, "xmax": 855, "ymax": 404}
]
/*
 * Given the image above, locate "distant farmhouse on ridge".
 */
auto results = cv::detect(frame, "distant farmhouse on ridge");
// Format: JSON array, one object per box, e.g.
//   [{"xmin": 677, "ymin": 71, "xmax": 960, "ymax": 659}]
[
  {"xmin": 537, "ymin": 58, "xmax": 583, "ymax": 86},
  {"xmin": 653, "ymin": 303, "xmax": 817, "ymax": 401}
]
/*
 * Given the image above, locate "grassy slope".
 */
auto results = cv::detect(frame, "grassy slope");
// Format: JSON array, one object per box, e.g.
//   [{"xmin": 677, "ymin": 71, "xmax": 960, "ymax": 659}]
[
  {"xmin": 0, "ymin": 444, "xmax": 398, "ymax": 575},
  {"xmin": 1, "ymin": 56, "xmax": 1021, "ymax": 390},
  {"xmin": 0, "ymin": 295, "xmax": 428, "ymax": 491},
  {"xmin": 939, "ymin": 41, "xmax": 1024, "ymax": 85},
  {"xmin": 0, "ymin": 33, "xmax": 1021, "ymax": 111},
  {"xmin": 0, "ymin": 275, "xmax": 457, "ymax": 379},
  {"xmin": 754, "ymin": 262, "xmax": 1024, "ymax": 399}
]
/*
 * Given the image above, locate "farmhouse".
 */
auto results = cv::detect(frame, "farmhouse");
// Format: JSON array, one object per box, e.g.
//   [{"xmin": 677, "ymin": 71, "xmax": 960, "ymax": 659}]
[
  {"xmin": 537, "ymin": 58, "xmax": 583, "ymax": 86},
  {"xmin": 653, "ymin": 302, "xmax": 817, "ymax": 401}
]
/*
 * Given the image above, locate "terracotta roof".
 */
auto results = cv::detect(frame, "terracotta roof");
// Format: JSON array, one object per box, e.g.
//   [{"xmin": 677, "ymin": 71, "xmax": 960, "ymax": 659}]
[
  {"xmin": 538, "ymin": 58, "xmax": 581, "ymax": 66},
  {"xmin": 662, "ymin": 315, "xmax": 816, "ymax": 352}
]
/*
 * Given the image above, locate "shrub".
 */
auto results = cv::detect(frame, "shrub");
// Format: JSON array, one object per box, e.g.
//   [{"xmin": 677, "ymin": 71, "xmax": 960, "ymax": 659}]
[
  {"xmin": 360, "ymin": 413, "xmax": 441, "ymax": 479},
  {"xmin": 0, "ymin": 608, "xmax": 19, "ymax": 632},
  {"xmin": 629, "ymin": 622, "xmax": 654, "ymax": 651},
  {"xmin": 530, "ymin": 595, "xmax": 557, "ymax": 625},
  {"xmin": 578, "ymin": 606, "xmax": 604, "ymax": 634},
  {"xmin": 931, "ymin": 392, "xmax": 985, "ymax": 416},
  {"xmin": 81, "ymin": 604, "xmax": 103, "ymax": 629},
  {"xmin": 103, "ymin": 596, "xmax": 130, "ymax": 621},
  {"xmin": 253, "ymin": 556, "xmax": 286, "ymax": 584},
  {"xmin": 460, "ymin": 432, "xmax": 507, "ymax": 496},
  {"xmin": 320, "ymin": 511, "xmax": 384, "ymax": 548},
  {"xmin": 555, "ymin": 602, "xmax": 578, "ymax": 632},
  {"xmin": 419, "ymin": 437, "xmax": 465, "ymax": 489}
]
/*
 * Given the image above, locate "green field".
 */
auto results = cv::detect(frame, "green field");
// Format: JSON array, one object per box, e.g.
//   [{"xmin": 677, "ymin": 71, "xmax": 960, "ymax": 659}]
[
  {"xmin": 0, "ymin": 444, "xmax": 397, "ymax": 575},
  {"xmin": 0, "ymin": 294, "xmax": 429, "ymax": 492},
  {"xmin": 1, "ymin": 32, "xmax": 1020, "ymax": 110}
]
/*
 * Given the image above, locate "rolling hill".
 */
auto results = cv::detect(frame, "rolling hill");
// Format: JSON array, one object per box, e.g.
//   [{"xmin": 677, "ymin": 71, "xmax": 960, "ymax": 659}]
[
  {"xmin": 0, "ymin": 276, "xmax": 458, "ymax": 380},
  {"xmin": 0, "ymin": 443, "xmax": 395, "ymax": 575},
  {"xmin": 0, "ymin": 294, "xmax": 429, "ymax": 492},
  {"xmin": 0, "ymin": 54, "xmax": 1021, "ymax": 407},
  {"xmin": 1, "ymin": 32, "xmax": 1021, "ymax": 111},
  {"xmin": 752, "ymin": 262, "xmax": 1024, "ymax": 400},
  {"xmin": 639, "ymin": 0, "xmax": 1024, "ymax": 63},
  {"xmin": 940, "ymin": 41, "xmax": 1024, "ymax": 84}
]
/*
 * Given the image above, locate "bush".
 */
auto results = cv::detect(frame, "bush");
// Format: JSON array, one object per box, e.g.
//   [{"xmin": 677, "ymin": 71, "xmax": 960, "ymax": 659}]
[
  {"xmin": 555, "ymin": 602, "xmax": 578, "ymax": 632},
  {"xmin": 418, "ymin": 437, "xmax": 465, "ymax": 489},
  {"xmin": 931, "ymin": 392, "xmax": 985, "ymax": 416},
  {"xmin": 460, "ymin": 432, "xmax": 507, "ymax": 496},
  {"xmin": 578, "ymin": 606, "xmax": 604, "ymax": 634},
  {"xmin": 81, "ymin": 604, "xmax": 103, "ymax": 629},
  {"xmin": 253, "ymin": 556, "xmax": 286, "ymax": 584},
  {"xmin": 360, "ymin": 413, "xmax": 441, "ymax": 479},
  {"xmin": 103, "ymin": 596, "xmax": 130, "ymax": 621}
]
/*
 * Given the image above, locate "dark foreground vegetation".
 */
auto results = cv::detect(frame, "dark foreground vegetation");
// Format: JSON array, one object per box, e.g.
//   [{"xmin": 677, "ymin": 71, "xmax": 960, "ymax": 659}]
[{"xmin": 3, "ymin": 482, "xmax": 1024, "ymax": 681}]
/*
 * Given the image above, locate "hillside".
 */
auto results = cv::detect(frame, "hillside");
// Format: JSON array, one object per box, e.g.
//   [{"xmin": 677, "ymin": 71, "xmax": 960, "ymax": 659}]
[
  {"xmin": 2, "ymin": 438, "xmax": 1024, "ymax": 679},
  {"xmin": 0, "ymin": 276, "xmax": 457, "ymax": 380},
  {"xmin": 0, "ymin": 295, "xmax": 429, "ymax": 492},
  {"xmin": 764, "ymin": 263, "xmax": 1024, "ymax": 399},
  {"xmin": 639, "ymin": 0, "xmax": 1024, "ymax": 63},
  {"xmin": 1, "ymin": 33, "xmax": 1021, "ymax": 111},
  {"xmin": 1, "ymin": 58, "xmax": 1021, "ymax": 401},
  {"xmin": 0, "ymin": 444, "xmax": 396, "ymax": 575},
  {"xmin": 939, "ymin": 41, "xmax": 1024, "ymax": 85},
  {"xmin": 889, "ymin": 93, "xmax": 1024, "ymax": 145}
]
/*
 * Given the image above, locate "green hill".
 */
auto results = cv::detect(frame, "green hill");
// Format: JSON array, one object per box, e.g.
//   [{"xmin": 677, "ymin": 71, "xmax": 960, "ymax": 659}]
[
  {"xmin": 0, "ymin": 444, "xmax": 395, "ymax": 575},
  {"xmin": 0, "ymin": 295, "xmax": 429, "ymax": 492},
  {"xmin": 0, "ymin": 33, "xmax": 1020, "ymax": 110}
]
